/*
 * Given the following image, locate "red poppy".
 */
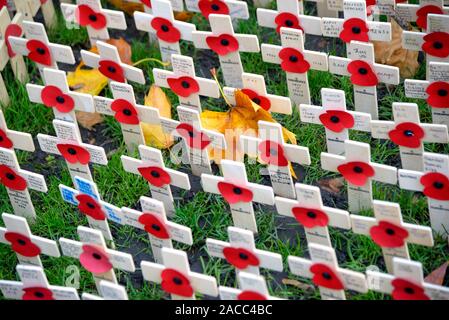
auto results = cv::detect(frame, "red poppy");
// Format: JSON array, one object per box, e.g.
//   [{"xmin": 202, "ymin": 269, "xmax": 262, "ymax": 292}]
[
  {"xmin": 76, "ymin": 194, "xmax": 106, "ymax": 220},
  {"xmin": 206, "ymin": 34, "xmax": 239, "ymax": 56},
  {"xmin": 4, "ymin": 232, "xmax": 41, "ymax": 257},
  {"xmin": 416, "ymin": 5, "xmax": 443, "ymax": 30},
  {"xmin": 388, "ymin": 122, "xmax": 424, "ymax": 148},
  {"xmin": 138, "ymin": 166, "xmax": 171, "ymax": 188},
  {"xmin": 151, "ymin": 17, "xmax": 181, "ymax": 43},
  {"xmin": 75, "ymin": 4, "xmax": 107, "ymax": 30},
  {"xmin": 26, "ymin": 39, "xmax": 52, "ymax": 66},
  {"xmin": 5, "ymin": 23, "xmax": 22, "ymax": 58},
  {"xmin": 199, "ymin": 0, "xmax": 229, "ymax": 19},
  {"xmin": 110, "ymin": 99, "xmax": 140, "ymax": 125},
  {"xmin": 176, "ymin": 123, "xmax": 211, "ymax": 150},
  {"xmin": 98, "ymin": 60, "xmax": 125, "ymax": 83},
  {"xmin": 80, "ymin": 244, "xmax": 113, "ymax": 274},
  {"xmin": 57, "ymin": 144, "xmax": 91, "ymax": 165},
  {"xmin": 426, "ymin": 81, "xmax": 449, "ymax": 108},
  {"xmin": 22, "ymin": 287, "xmax": 54, "ymax": 301},
  {"xmin": 0, "ymin": 129, "xmax": 13, "ymax": 149},
  {"xmin": 337, "ymin": 161, "xmax": 375, "ymax": 186},
  {"xmin": 217, "ymin": 181, "xmax": 253, "ymax": 204},
  {"xmin": 0, "ymin": 165, "xmax": 27, "ymax": 191},
  {"xmin": 223, "ymin": 247, "xmax": 260, "ymax": 270},
  {"xmin": 292, "ymin": 207, "xmax": 329, "ymax": 228},
  {"xmin": 141, "ymin": 0, "xmax": 152, "ymax": 8},
  {"xmin": 0, "ymin": 0, "xmax": 6, "ymax": 9},
  {"xmin": 258, "ymin": 140, "xmax": 288, "ymax": 167},
  {"xmin": 339, "ymin": 18, "xmax": 369, "ymax": 43},
  {"xmin": 420, "ymin": 172, "xmax": 449, "ymax": 201},
  {"xmin": 41, "ymin": 85, "xmax": 75, "ymax": 113},
  {"xmin": 167, "ymin": 76, "xmax": 200, "ymax": 98},
  {"xmin": 310, "ymin": 263, "xmax": 344, "ymax": 290},
  {"xmin": 369, "ymin": 221, "xmax": 409, "ymax": 248},
  {"xmin": 241, "ymin": 88, "xmax": 271, "ymax": 111},
  {"xmin": 319, "ymin": 110, "xmax": 354, "ymax": 133},
  {"xmin": 391, "ymin": 278, "xmax": 430, "ymax": 300},
  {"xmin": 138, "ymin": 213, "xmax": 170, "ymax": 239},
  {"xmin": 161, "ymin": 268, "xmax": 194, "ymax": 297},
  {"xmin": 422, "ymin": 32, "xmax": 449, "ymax": 58},
  {"xmin": 278, "ymin": 48, "xmax": 310, "ymax": 74},
  {"xmin": 237, "ymin": 291, "xmax": 267, "ymax": 300},
  {"xmin": 274, "ymin": 12, "xmax": 303, "ymax": 34},
  {"xmin": 347, "ymin": 60, "xmax": 378, "ymax": 86}
]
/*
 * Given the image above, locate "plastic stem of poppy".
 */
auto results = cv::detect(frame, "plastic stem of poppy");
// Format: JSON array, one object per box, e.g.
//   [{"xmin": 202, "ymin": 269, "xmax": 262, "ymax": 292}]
[
  {"xmin": 210, "ymin": 68, "xmax": 233, "ymax": 109},
  {"xmin": 133, "ymin": 57, "xmax": 171, "ymax": 67}
]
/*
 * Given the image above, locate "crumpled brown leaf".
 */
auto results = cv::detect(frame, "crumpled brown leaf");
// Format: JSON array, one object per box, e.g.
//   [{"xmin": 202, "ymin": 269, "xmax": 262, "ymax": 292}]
[
  {"xmin": 425, "ymin": 261, "xmax": 448, "ymax": 285},
  {"xmin": 317, "ymin": 177, "xmax": 345, "ymax": 194},
  {"xmin": 174, "ymin": 11, "xmax": 194, "ymax": 22},
  {"xmin": 107, "ymin": 0, "xmax": 144, "ymax": 15},
  {"xmin": 282, "ymin": 278, "xmax": 314, "ymax": 291}
]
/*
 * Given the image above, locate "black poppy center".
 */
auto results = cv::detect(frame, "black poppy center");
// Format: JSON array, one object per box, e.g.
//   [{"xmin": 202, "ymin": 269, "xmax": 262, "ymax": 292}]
[
  {"xmin": 233, "ymin": 187, "xmax": 242, "ymax": 195},
  {"xmin": 330, "ymin": 116, "xmax": 340, "ymax": 123},
  {"xmin": 87, "ymin": 202, "xmax": 96, "ymax": 209},
  {"xmin": 211, "ymin": 4, "xmax": 220, "ymax": 10},
  {"xmin": 37, "ymin": 47, "xmax": 46, "ymax": 55},
  {"xmin": 92, "ymin": 253, "xmax": 102, "ymax": 260},
  {"xmin": 352, "ymin": 26, "xmax": 361, "ymax": 34},
  {"xmin": 5, "ymin": 173, "xmax": 15, "ymax": 180},
  {"xmin": 358, "ymin": 68, "xmax": 368, "ymax": 75},
  {"xmin": 285, "ymin": 19, "xmax": 294, "ymax": 27},
  {"xmin": 239, "ymin": 252, "xmax": 249, "ymax": 260},
  {"xmin": 403, "ymin": 130, "xmax": 414, "ymax": 137},
  {"xmin": 56, "ymin": 96, "xmax": 65, "ymax": 104},
  {"xmin": 173, "ymin": 277, "xmax": 183, "ymax": 285},
  {"xmin": 161, "ymin": 25, "xmax": 170, "ymax": 32},
  {"xmin": 433, "ymin": 41, "xmax": 443, "ymax": 50},
  {"xmin": 0, "ymin": 136, "xmax": 3, "ymax": 142},
  {"xmin": 17, "ymin": 239, "xmax": 27, "ymax": 246},
  {"xmin": 386, "ymin": 228, "xmax": 395, "ymax": 236},
  {"xmin": 252, "ymin": 97, "xmax": 261, "ymax": 105},
  {"xmin": 181, "ymin": 81, "xmax": 190, "ymax": 89},
  {"xmin": 108, "ymin": 66, "xmax": 116, "ymax": 73},
  {"xmin": 89, "ymin": 14, "xmax": 97, "ymax": 22},
  {"xmin": 404, "ymin": 287, "xmax": 415, "ymax": 294},
  {"xmin": 307, "ymin": 211, "xmax": 317, "ymax": 219},
  {"xmin": 220, "ymin": 39, "xmax": 230, "ymax": 46},
  {"xmin": 353, "ymin": 166, "xmax": 363, "ymax": 174},
  {"xmin": 289, "ymin": 55, "xmax": 298, "ymax": 63},
  {"xmin": 151, "ymin": 170, "xmax": 160, "ymax": 178},
  {"xmin": 67, "ymin": 148, "xmax": 77, "ymax": 155},
  {"xmin": 188, "ymin": 131, "xmax": 195, "ymax": 138},
  {"xmin": 151, "ymin": 223, "xmax": 161, "ymax": 231},
  {"xmin": 123, "ymin": 108, "xmax": 132, "ymax": 116},
  {"xmin": 433, "ymin": 181, "xmax": 444, "ymax": 189},
  {"xmin": 322, "ymin": 272, "xmax": 332, "ymax": 280},
  {"xmin": 438, "ymin": 89, "xmax": 448, "ymax": 97},
  {"xmin": 34, "ymin": 291, "xmax": 45, "ymax": 298}
]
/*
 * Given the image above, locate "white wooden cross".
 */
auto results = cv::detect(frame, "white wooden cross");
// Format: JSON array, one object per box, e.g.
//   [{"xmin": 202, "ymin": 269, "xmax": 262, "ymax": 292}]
[
  {"xmin": 275, "ymin": 183, "xmax": 351, "ymax": 247},
  {"xmin": 219, "ymin": 271, "xmax": 282, "ymax": 300},
  {"xmin": 206, "ymin": 226, "xmax": 283, "ymax": 276},
  {"xmin": 371, "ymin": 102, "xmax": 448, "ymax": 171},
  {"xmin": 192, "ymin": 14, "xmax": 259, "ymax": 88},
  {"xmin": 121, "ymin": 196, "xmax": 193, "ymax": 264},
  {"xmin": 288, "ymin": 242, "xmax": 368, "ymax": 300},
  {"xmin": 121, "ymin": 145, "xmax": 191, "ymax": 217},
  {"xmin": 321, "ymin": 139, "xmax": 397, "ymax": 213},
  {"xmin": 82, "ymin": 280, "xmax": 128, "ymax": 300},
  {"xmin": 134, "ymin": 0, "xmax": 196, "ymax": 62},
  {"xmin": 329, "ymin": 41, "xmax": 399, "ymax": 119},
  {"xmin": 367, "ymin": 257, "xmax": 449, "ymax": 300},
  {"xmin": 351, "ymin": 200, "xmax": 433, "ymax": 273},
  {"xmin": 240, "ymin": 120, "xmax": 311, "ymax": 199},
  {"xmin": 201, "ymin": 159, "xmax": 275, "ymax": 233},
  {"xmin": 396, "ymin": 0, "xmax": 449, "ymax": 29},
  {"xmin": 185, "ymin": 0, "xmax": 249, "ymax": 21},
  {"xmin": 12, "ymin": 0, "xmax": 57, "ymax": 29},
  {"xmin": 0, "ymin": 213, "xmax": 59, "ymax": 267},
  {"xmin": 261, "ymin": 27, "xmax": 328, "ymax": 107},
  {"xmin": 141, "ymin": 247, "xmax": 218, "ymax": 300},
  {"xmin": 0, "ymin": 109, "xmax": 34, "ymax": 153},
  {"xmin": 299, "ymin": 88, "xmax": 371, "ymax": 155},
  {"xmin": 0, "ymin": 265, "xmax": 80, "ymax": 300},
  {"xmin": 59, "ymin": 226, "xmax": 135, "ymax": 293},
  {"xmin": 61, "ymin": 0, "xmax": 127, "ymax": 47}
]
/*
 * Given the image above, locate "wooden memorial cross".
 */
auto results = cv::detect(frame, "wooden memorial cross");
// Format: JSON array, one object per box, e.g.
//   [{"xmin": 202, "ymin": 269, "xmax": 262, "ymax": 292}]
[
  {"xmin": 82, "ymin": 280, "xmax": 128, "ymax": 300},
  {"xmin": 121, "ymin": 145, "xmax": 191, "ymax": 217},
  {"xmin": 0, "ymin": 109, "xmax": 34, "ymax": 153},
  {"xmin": 261, "ymin": 27, "xmax": 328, "ymax": 107},
  {"xmin": 371, "ymin": 102, "xmax": 448, "ymax": 171},
  {"xmin": 61, "ymin": 0, "xmax": 127, "ymax": 47},
  {"xmin": 141, "ymin": 247, "xmax": 218, "ymax": 300},
  {"xmin": 351, "ymin": 200, "xmax": 433, "ymax": 273},
  {"xmin": 367, "ymin": 257, "xmax": 449, "ymax": 300},
  {"xmin": 11, "ymin": 0, "xmax": 39, "ymax": 22},
  {"xmin": 192, "ymin": 14, "xmax": 260, "ymax": 88},
  {"xmin": 219, "ymin": 271, "xmax": 282, "ymax": 300},
  {"xmin": 240, "ymin": 120, "xmax": 311, "ymax": 199},
  {"xmin": 275, "ymin": 183, "xmax": 351, "ymax": 247},
  {"xmin": 200, "ymin": 159, "xmax": 275, "ymax": 233},
  {"xmin": 321, "ymin": 140, "xmax": 397, "ymax": 213},
  {"xmin": 299, "ymin": 88, "xmax": 371, "ymax": 155},
  {"xmin": 153, "ymin": 54, "xmax": 220, "ymax": 112},
  {"xmin": 12, "ymin": 0, "xmax": 57, "ymax": 29},
  {"xmin": 329, "ymin": 41, "xmax": 399, "ymax": 119},
  {"xmin": 121, "ymin": 196, "xmax": 193, "ymax": 263},
  {"xmin": 0, "ymin": 265, "xmax": 80, "ymax": 300},
  {"xmin": 396, "ymin": 0, "xmax": 449, "ymax": 30},
  {"xmin": 288, "ymin": 242, "xmax": 368, "ymax": 300},
  {"xmin": 185, "ymin": 0, "xmax": 249, "ymax": 21},
  {"xmin": 206, "ymin": 226, "xmax": 283, "ymax": 275}
]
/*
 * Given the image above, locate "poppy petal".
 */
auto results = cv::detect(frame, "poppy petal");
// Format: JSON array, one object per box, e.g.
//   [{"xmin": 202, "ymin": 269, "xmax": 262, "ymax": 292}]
[
  {"xmin": 223, "ymin": 247, "xmax": 260, "ymax": 269},
  {"xmin": 22, "ymin": 287, "xmax": 54, "ymax": 300},
  {"xmin": 76, "ymin": 194, "xmax": 106, "ymax": 220},
  {"xmin": 274, "ymin": 12, "xmax": 302, "ymax": 33},
  {"xmin": 420, "ymin": 172, "xmax": 449, "ymax": 201},
  {"xmin": 292, "ymin": 207, "xmax": 329, "ymax": 228},
  {"xmin": 79, "ymin": 244, "xmax": 113, "ymax": 274},
  {"xmin": 369, "ymin": 221, "xmax": 409, "ymax": 248},
  {"xmin": 217, "ymin": 181, "xmax": 253, "ymax": 204},
  {"xmin": 0, "ymin": 129, "xmax": 14, "ymax": 149},
  {"xmin": 167, "ymin": 76, "xmax": 200, "ymax": 98},
  {"xmin": 426, "ymin": 81, "xmax": 449, "ymax": 108},
  {"xmin": 310, "ymin": 263, "xmax": 344, "ymax": 290},
  {"xmin": 391, "ymin": 278, "xmax": 430, "ymax": 300},
  {"xmin": 278, "ymin": 48, "xmax": 310, "ymax": 74},
  {"xmin": 241, "ymin": 88, "xmax": 271, "ymax": 111},
  {"xmin": 138, "ymin": 213, "xmax": 170, "ymax": 239},
  {"xmin": 258, "ymin": 140, "xmax": 288, "ymax": 166},
  {"xmin": 319, "ymin": 110, "xmax": 355, "ymax": 133},
  {"xmin": 151, "ymin": 17, "xmax": 181, "ymax": 43},
  {"xmin": 98, "ymin": 60, "xmax": 125, "ymax": 83},
  {"xmin": 0, "ymin": 165, "xmax": 27, "ymax": 191},
  {"xmin": 339, "ymin": 18, "xmax": 370, "ymax": 43},
  {"xmin": 198, "ymin": 0, "xmax": 230, "ymax": 19},
  {"xmin": 161, "ymin": 268, "xmax": 194, "ymax": 297},
  {"xmin": 337, "ymin": 161, "xmax": 375, "ymax": 186},
  {"xmin": 57, "ymin": 144, "xmax": 91, "ymax": 165},
  {"xmin": 206, "ymin": 34, "xmax": 239, "ymax": 56},
  {"xmin": 4, "ymin": 232, "xmax": 41, "ymax": 257},
  {"xmin": 5, "ymin": 23, "xmax": 22, "ymax": 58},
  {"xmin": 110, "ymin": 99, "xmax": 140, "ymax": 125},
  {"xmin": 176, "ymin": 123, "xmax": 211, "ymax": 150},
  {"xmin": 421, "ymin": 32, "xmax": 449, "ymax": 59},
  {"xmin": 26, "ymin": 39, "xmax": 52, "ymax": 66},
  {"xmin": 388, "ymin": 122, "xmax": 425, "ymax": 148},
  {"xmin": 347, "ymin": 60, "xmax": 378, "ymax": 86},
  {"xmin": 237, "ymin": 291, "xmax": 267, "ymax": 300}
]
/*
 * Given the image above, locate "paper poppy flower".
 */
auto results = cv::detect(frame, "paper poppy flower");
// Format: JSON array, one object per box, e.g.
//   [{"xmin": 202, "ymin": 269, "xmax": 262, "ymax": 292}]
[
  {"xmin": 319, "ymin": 110, "xmax": 355, "ymax": 133},
  {"xmin": 347, "ymin": 60, "xmax": 378, "ymax": 86},
  {"xmin": 391, "ymin": 278, "xmax": 430, "ymax": 300},
  {"xmin": 0, "ymin": 129, "xmax": 13, "ymax": 149},
  {"xmin": 0, "ymin": 165, "xmax": 27, "ymax": 191},
  {"xmin": 339, "ymin": 18, "xmax": 369, "ymax": 43},
  {"xmin": 292, "ymin": 207, "xmax": 329, "ymax": 228},
  {"xmin": 199, "ymin": 0, "xmax": 229, "ymax": 19},
  {"xmin": 388, "ymin": 122, "xmax": 424, "ymax": 148},
  {"xmin": 80, "ymin": 244, "xmax": 113, "ymax": 274},
  {"xmin": 258, "ymin": 140, "xmax": 288, "ymax": 167},
  {"xmin": 141, "ymin": 0, "xmax": 152, "ymax": 8},
  {"xmin": 217, "ymin": 181, "xmax": 253, "ymax": 204},
  {"xmin": 138, "ymin": 213, "xmax": 170, "ymax": 239},
  {"xmin": 26, "ymin": 39, "xmax": 52, "ymax": 66},
  {"xmin": 416, "ymin": 5, "xmax": 443, "ymax": 30},
  {"xmin": 161, "ymin": 268, "xmax": 194, "ymax": 297},
  {"xmin": 241, "ymin": 88, "xmax": 271, "ymax": 111},
  {"xmin": 176, "ymin": 123, "xmax": 211, "ymax": 150},
  {"xmin": 4, "ymin": 232, "xmax": 41, "ymax": 257},
  {"xmin": 138, "ymin": 166, "xmax": 171, "ymax": 188},
  {"xmin": 75, "ymin": 194, "xmax": 106, "ymax": 220},
  {"xmin": 110, "ymin": 99, "xmax": 140, "ymax": 125},
  {"xmin": 41, "ymin": 85, "xmax": 75, "ymax": 113},
  {"xmin": 426, "ymin": 81, "xmax": 449, "ymax": 108},
  {"xmin": 223, "ymin": 247, "xmax": 260, "ymax": 270},
  {"xmin": 22, "ymin": 287, "xmax": 54, "ymax": 301},
  {"xmin": 5, "ymin": 23, "xmax": 22, "ymax": 58},
  {"xmin": 422, "ymin": 32, "xmax": 449, "ymax": 58},
  {"xmin": 369, "ymin": 221, "xmax": 409, "ymax": 248},
  {"xmin": 167, "ymin": 76, "xmax": 200, "ymax": 98},
  {"xmin": 337, "ymin": 161, "xmax": 374, "ymax": 186},
  {"xmin": 98, "ymin": 60, "xmax": 125, "ymax": 83},
  {"xmin": 75, "ymin": 4, "xmax": 107, "ymax": 30},
  {"xmin": 237, "ymin": 291, "xmax": 267, "ymax": 300},
  {"xmin": 206, "ymin": 34, "xmax": 239, "ymax": 56},
  {"xmin": 151, "ymin": 17, "xmax": 181, "ymax": 43},
  {"xmin": 278, "ymin": 47, "xmax": 310, "ymax": 74},
  {"xmin": 274, "ymin": 12, "xmax": 303, "ymax": 34},
  {"xmin": 310, "ymin": 263, "xmax": 344, "ymax": 290},
  {"xmin": 57, "ymin": 144, "xmax": 91, "ymax": 165},
  {"xmin": 420, "ymin": 172, "xmax": 449, "ymax": 201}
]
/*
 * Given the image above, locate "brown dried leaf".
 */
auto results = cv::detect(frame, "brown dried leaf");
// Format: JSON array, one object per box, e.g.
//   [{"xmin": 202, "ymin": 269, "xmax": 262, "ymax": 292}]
[
  {"xmin": 106, "ymin": 38, "xmax": 133, "ymax": 65},
  {"xmin": 425, "ymin": 261, "xmax": 448, "ymax": 285},
  {"xmin": 282, "ymin": 278, "xmax": 314, "ymax": 291},
  {"xmin": 75, "ymin": 111, "xmax": 104, "ymax": 130},
  {"xmin": 174, "ymin": 11, "xmax": 194, "ymax": 22},
  {"xmin": 318, "ymin": 177, "xmax": 345, "ymax": 194},
  {"xmin": 107, "ymin": 0, "xmax": 144, "ymax": 15}
]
